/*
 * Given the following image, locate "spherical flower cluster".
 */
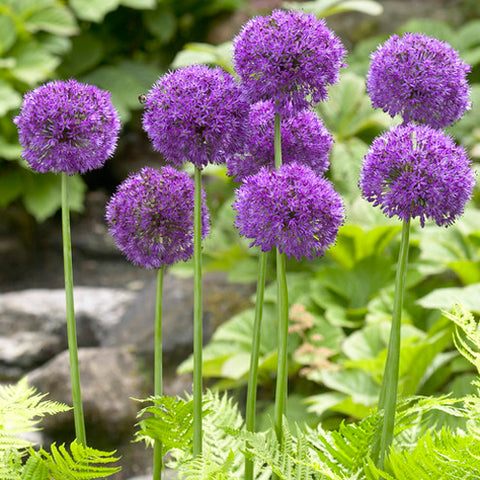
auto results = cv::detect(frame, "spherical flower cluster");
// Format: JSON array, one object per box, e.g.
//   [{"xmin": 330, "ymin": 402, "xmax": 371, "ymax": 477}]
[
  {"xmin": 233, "ymin": 163, "xmax": 344, "ymax": 260},
  {"xmin": 367, "ymin": 33, "xmax": 471, "ymax": 128},
  {"xmin": 142, "ymin": 65, "xmax": 249, "ymax": 169},
  {"xmin": 233, "ymin": 9, "xmax": 346, "ymax": 115},
  {"xmin": 227, "ymin": 101, "xmax": 332, "ymax": 181},
  {"xmin": 106, "ymin": 166, "xmax": 209, "ymax": 269},
  {"xmin": 14, "ymin": 79, "xmax": 120, "ymax": 174},
  {"xmin": 359, "ymin": 124, "xmax": 475, "ymax": 227}
]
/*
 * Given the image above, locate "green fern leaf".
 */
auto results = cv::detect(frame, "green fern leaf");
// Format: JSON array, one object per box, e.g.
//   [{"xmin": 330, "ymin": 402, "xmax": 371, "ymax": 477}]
[
  {"xmin": 135, "ymin": 395, "xmax": 198, "ymax": 451},
  {"xmin": 0, "ymin": 378, "xmax": 70, "ymax": 446},
  {"xmin": 0, "ymin": 448, "xmax": 23, "ymax": 480},
  {"xmin": 384, "ymin": 429, "xmax": 480, "ymax": 479},
  {"xmin": 444, "ymin": 304, "xmax": 480, "ymax": 371},
  {"xmin": 21, "ymin": 455, "xmax": 50, "ymax": 480},
  {"xmin": 32, "ymin": 441, "xmax": 121, "ymax": 479}
]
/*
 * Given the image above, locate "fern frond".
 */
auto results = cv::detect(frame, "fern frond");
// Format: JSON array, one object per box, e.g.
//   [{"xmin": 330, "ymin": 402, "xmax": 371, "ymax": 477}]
[
  {"xmin": 176, "ymin": 450, "xmax": 237, "ymax": 480},
  {"xmin": 0, "ymin": 378, "xmax": 71, "ymax": 442},
  {"xmin": 310, "ymin": 413, "xmax": 379, "ymax": 478},
  {"xmin": 0, "ymin": 448, "xmax": 23, "ymax": 480},
  {"xmin": 383, "ymin": 429, "xmax": 480, "ymax": 479},
  {"xmin": 135, "ymin": 395, "xmax": 198, "ymax": 451},
  {"xmin": 239, "ymin": 420, "xmax": 344, "ymax": 480},
  {"xmin": 20, "ymin": 455, "xmax": 50, "ymax": 480},
  {"xmin": 444, "ymin": 304, "xmax": 480, "ymax": 372},
  {"xmin": 32, "ymin": 441, "xmax": 121, "ymax": 479}
]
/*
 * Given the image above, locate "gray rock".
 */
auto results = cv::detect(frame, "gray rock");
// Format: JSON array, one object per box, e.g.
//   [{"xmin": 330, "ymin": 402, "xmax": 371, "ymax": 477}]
[
  {"xmin": 107, "ymin": 272, "xmax": 254, "ymax": 372},
  {"xmin": 0, "ymin": 331, "xmax": 62, "ymax": 380},
  {"xmin": 27, "ymin": 346, "xmax": 150, "ymax": 442},
  {"xmin": 0, "ymin": 287, "xmax": 137, "ymax": 346}
]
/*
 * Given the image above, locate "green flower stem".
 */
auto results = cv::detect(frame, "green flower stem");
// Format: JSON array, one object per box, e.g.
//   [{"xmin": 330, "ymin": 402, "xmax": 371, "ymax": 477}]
[
  {"xmin": 193, "ymin": 166, "xmax": 203, "ymax": 458},
  {"xmin": 274, "ymin": 113, "xmax": 282, "ymax": 170},
  {"xmin": 61, "ymin": 172, "xmax": 86, "ymax": 446},
  {"xmin": 274, "ymin": 250, "xmax": 289, "ymax": 440},
  {"xmin": 153, "ymin": 265, "xmax": 165, "ymax": 480},
  {"xmin": 273, "ymin": 112, "xmax": 289, "ymax": 442},
  {"xmin": 374, "ymin": 218, "xmax": 411, "ymax": 468},
  {"xmin": 245, "ymin": 250, "xmax": 268, "ymax": 480}
]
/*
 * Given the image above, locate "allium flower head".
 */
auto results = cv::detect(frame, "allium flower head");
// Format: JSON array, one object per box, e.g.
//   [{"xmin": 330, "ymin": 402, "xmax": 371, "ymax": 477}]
[
  {"xmin": 233, "ymin": 163, "xmax": 344, "ymax": 260},
  {"xmin": 106, "ymin": 166, "xmax": 209, "ymax": 268},
  {"xmin": 360, "ymin": 124, "xmax": 474, "ymax": 227},
  {"xmin": 367, "ymin": 33, "xmax": 471, "ymax": 128},
  {"xmin": 233, "ymin": 9, "xmax": 346, "ymax": 115},
  {"xmin": 227, "ymin": 101, "xmax": 333, "ymax": 181},
  {"xmin": 142, "ymin": 65, "xmax": 249, "ymax": 169},
  {"xmin": 14, "ymin": 79, "xmax": 120, "ymax": 174}
]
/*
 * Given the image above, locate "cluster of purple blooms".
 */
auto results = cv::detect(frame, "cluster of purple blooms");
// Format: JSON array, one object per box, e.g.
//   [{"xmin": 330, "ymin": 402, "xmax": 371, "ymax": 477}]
[
  {"xmin": 14, "ymin": 8, "xmax": 475, "ymax": 268},
  {"xmin": 361, "ymin": 32, "xmax": 474, "ymax": 226},
  {"xmin": 106, "ymin": 166, "xmax": 209, "ymax": 268},
  {"xmin": 14, "ymin": 79, "xmax": 120, "ymax": 174}
]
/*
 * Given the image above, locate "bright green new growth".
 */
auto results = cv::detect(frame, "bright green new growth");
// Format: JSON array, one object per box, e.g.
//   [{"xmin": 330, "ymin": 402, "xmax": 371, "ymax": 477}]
[{"xmin": 0, "ymin": 379, "xmax": 120, "ymax": 480}]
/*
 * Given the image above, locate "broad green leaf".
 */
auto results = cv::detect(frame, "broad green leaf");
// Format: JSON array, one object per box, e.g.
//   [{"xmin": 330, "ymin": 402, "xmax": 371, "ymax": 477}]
[
  {"xmin": 171, "ymin": 42, "xmax": 234, "ymax": 74},
  {"xmin": 304, "ymin": 392, "xmax": 348, "ymax": 417},
  {"xmin": 316, "ymin": 369, "xmax": 379, "ymax": 406},
  {"xmin": 22, "ymin": 173, "xmax": 86, "ymax": 221},
  {"xmin": 24, "ymin": 6, "xmax": 78, "ymax": 36},
  {"xmin": 398, "ymin": 18, "xmax": 454, "ymax": 44},
  {"xmin": 283, "ymin": 0, "xmax": 383, "ymax": 17},
  {"xmin": 144, "ymin": 4, "xmax": 177, "ymax": 44},
  {"xmin": 317, "ymin": 72, "xmax": 393, "ymax": 140},
  {"xmin": 120, "ymin": 0, "xmax": 155, "ymax": 8},
  {"xmin": 328, "ymin": 138, "xmax": 367, "ymax": 202},
  {"xmin": 39, "ymin": 34, "xmax": 71, "ymax": 55},
  {"xmin": 457, "ymin": 20, "xmax": 480, "ymax": 50},
  {"xmin": 69, "ymin": 0, "xmax": 119, "ymax": 22},
  {"xmin": 80, "ymin": 60, "xmax": 160, "ymax": 121},
  {"xmin": 0, "ymin": 136, "xmax": 22, "ymax": 160},
  {"xmin": 0, "ymin": 168, "xmax": 23, "ymax": 207},
  {"xmin": 0, "ymin": 14, "xmax": 16, "ymax": 54},
  {"xmin": 418, "ymin": 283, "xmax": 480, "ymax": 314},
  {"xmin": 328, "ymin": 224, "xmax": 401, "ymax": 270},
  {"xmin": 59, "ymin": 32, "xmax": 104, "ymax": 76},
  {"xmin": 10, "ymin": 43, "xmax": 60, "ymax": 85},
  {"xmin": 316, "ymin": 256, "xmax": 395, "ymax": 308},
  {"xmin": 0, "ymin": 80, "xmax": 22, "ymax": 116}
]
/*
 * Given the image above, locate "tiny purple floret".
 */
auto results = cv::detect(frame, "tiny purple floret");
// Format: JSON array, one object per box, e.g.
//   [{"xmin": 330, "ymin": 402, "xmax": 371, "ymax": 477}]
[
  {"xmin": 106, "ymin": 166, "xmax": 209, "ymax": 269},
  {"xmin": 233, "ymin": 162, "xmax": 344, "ymax": 260},
  {"xmin": 359, "ymin": 124, "xmax": 475, "ymax": 227},
  {"xmin": 142, "ymin": 65, "xmax": 249, "ymax": 170},
  {"xmin": 367, "ymin": 33, "xmax": 471, "ymax": 128},
  {"xmin": 233, "ymin": 9, "xmax": 346, "ymax": 115},
  {"xmin": 14, "ymin": 79, "xmax": 120, "ymax": 174},
  {"xmin": 227, "ymin": 101, "xmax": 333, "ymax": 181}
]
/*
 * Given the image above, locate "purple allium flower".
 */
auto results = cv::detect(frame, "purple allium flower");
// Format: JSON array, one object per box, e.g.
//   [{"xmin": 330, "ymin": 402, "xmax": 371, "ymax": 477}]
[
  {"xmin": 142, "ymin": 65, "xmax": 249, "ymax": 170},
  {"xmin": 359, "ymin": 124, "xmax": 475, "ymax": 227},
  {"xmin": 233, "ymin": 163, "xmax": 344, "ymax": 261},
  {"xmin": 14, "ymin": 79, "xmax": 120, "ymax": 174},
  {"xmin": 233, "ymin": 9, "xmax": 346, "ymax": 115},
  {"xmin": 227, "ymin": 101, "xmax": 333, "ymax": 181},
  {"xmin": 106, "ymin": 166, "xmax": 209, "ymax": 268},
  {"xmin": 367, "ymin": 33, "xmax": 471, "ymax": 128}
]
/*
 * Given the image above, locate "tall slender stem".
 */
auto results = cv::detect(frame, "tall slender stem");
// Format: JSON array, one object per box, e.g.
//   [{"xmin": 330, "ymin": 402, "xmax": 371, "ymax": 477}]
[
  {"xmin": 61, "ymin": 172, "xmax": 86, "ymax": 446},
  {"xmin": 193, "ymin": 166, "xmax": 203, "ymax": 457},
  {"xmin": 373, "ymin": 218, "xmax": 411, "ymax": 468},
  {"xmin": 274, "ymin": 113, "xmax": 282, "ymax": 170},
  {"xmin": 245, "ymin": 251, "xmax": 268, "ymax": 480},
  {"xmin": 272, "ymin": 112, "xmax": 289, "ymax": 441},
  {"xmin": 274, "ymin": 250, "xmax": 289, "ymax": 440},
  {"xmin": 153, "ymin": 266, "xmax": 165, "ymax": 480}
]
